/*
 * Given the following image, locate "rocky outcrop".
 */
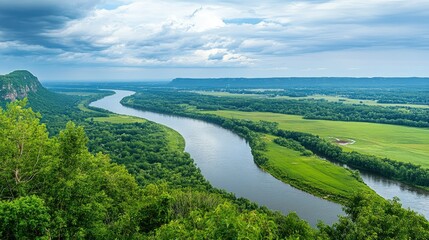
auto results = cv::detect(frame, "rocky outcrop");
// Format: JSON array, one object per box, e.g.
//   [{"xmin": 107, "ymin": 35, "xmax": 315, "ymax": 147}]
[{"xmin": 0, "ymin": 70, "xmax": 43, "ymax": 101}]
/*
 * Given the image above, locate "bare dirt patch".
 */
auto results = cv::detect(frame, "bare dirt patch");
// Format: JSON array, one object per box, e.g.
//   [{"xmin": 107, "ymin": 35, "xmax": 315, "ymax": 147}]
[{"xmin": 328, "ymin": 137, "xmax": 356, "ymax": 146}]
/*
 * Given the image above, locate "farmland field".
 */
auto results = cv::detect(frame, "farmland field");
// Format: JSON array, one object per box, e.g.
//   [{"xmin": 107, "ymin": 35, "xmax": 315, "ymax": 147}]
[{"xmin": 204, "ymin": 110, "xmax": 429, "ymax": 168}]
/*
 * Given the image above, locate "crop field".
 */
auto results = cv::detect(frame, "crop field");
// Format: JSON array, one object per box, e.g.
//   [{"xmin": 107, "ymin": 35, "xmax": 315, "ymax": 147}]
[
  {"xmin": 205, "ymin": 110, "xmax": 429, "ymax": 168},
  {"xmin": 261, "ymin": 135, "xmax": 373, "ymax": 202}
]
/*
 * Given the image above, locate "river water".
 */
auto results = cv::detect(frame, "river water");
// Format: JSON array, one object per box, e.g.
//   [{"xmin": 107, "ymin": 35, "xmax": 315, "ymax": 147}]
[{"xmin": 90, "ymin": 90, "xmax": 428, "ymax": 225}]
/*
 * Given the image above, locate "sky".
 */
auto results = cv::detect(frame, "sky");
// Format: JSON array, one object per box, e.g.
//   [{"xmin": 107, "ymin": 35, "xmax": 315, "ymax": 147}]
[{"xmin": 1, "ymin": 0, "xmax": 429, "ymax": 81}]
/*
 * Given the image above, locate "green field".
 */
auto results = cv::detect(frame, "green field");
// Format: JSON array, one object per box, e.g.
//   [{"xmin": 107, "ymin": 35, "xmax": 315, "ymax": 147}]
[
  {"xmin": 92, "ymin": 114, "xmax": 147, "ymax": 124},
  {"xmin": 164, "ymin": 123, "xmax": 185, "ymax": 151},
  {"xmin": 205, "ymin": 110, "xmax": 429, "ymax": 168},
  {"xmin": 57, "ymin": 91, "xmax": 99, "ymax": 96},
  {"xmin": 196, "ymin": 91, "xmax": 429, "ymax": 109},
  {"xmin": 261, "ymin": 135, "xmax": 373, "ymax": 203}
]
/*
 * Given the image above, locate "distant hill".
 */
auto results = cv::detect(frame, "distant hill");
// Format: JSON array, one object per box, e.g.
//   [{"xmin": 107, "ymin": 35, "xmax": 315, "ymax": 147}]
[
  {"xmin": 0, "ymin": 70, "xmax": 83, "ymax": 135},
  {"xmin": 0, "ymin": 70, "xmax": 45, "ymax": 101},
  {"xmin": 169, "ymin": 77, "xmax": 429, "ymax": 89}
]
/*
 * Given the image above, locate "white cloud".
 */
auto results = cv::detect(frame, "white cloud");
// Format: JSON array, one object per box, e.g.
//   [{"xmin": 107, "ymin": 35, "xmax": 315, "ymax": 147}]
[{"xmin": 2, "ymin": 0, "xmax": 429, "ymax": 78}]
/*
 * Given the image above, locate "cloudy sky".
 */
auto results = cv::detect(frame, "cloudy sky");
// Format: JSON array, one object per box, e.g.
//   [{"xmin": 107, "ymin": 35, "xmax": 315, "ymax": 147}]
[{"xmin": 1, "ymin": 0, "xmax": 429, "ymax": 81}]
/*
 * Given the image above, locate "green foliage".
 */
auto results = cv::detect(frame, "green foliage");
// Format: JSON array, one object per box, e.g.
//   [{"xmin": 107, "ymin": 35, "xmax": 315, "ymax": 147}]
[
  {"xmin": 152, "ymin": 202, "xmax": 279, "ymax": 239},
  {"xmin": 2, "ymin": 80, "xmax": 428, "ymax": 239},
  {"xmin": 0, "ymin": 100, "xmax": 53, "ymax": 199},
  {"xmin": 318, "ymin": 192, "xmax": 429, "ymax": 239},
  {"xmin": 0, "ymin": 100, "xmax": 143, "ymax": 239},
  {"xmin": 123, "ymin": 90, "xmax": 429, "ymax": 189},
  {"xmin": 209, "ymin": 110, "xmax": 429, "ymax": 168},
  {"xmin": 170, "ymin": 77, "xmax": 429, "ymax": 105},
  {"xmin": 125, "ymin": 89, "xmax": 429, "ymax": 128},
  {"xmin": 0, "ymin": 71, "xmax": 42, "ymax": 100},
  {"xmin": 84, "ymin": 122, "xmax": 210, "ymax": 189},
  {"xmin": 276, "ymin": 130, "xmax": 429, "ymax": 188},
  {"xmin": 0, "ymin": 196, "xmax": 50, "ymax": 240},
  {"xmin": 274, "ymin": 137, "xmax": 312, "ymax": 156},
  {"xmin": 263, "ymin": 135, "xmax": 372, "ymax": 203}
]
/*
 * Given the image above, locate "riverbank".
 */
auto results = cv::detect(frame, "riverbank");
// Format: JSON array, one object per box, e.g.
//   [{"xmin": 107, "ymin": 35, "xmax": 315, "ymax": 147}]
[
  {"xmin": 205, "ymin": 110, "xmax": 429, "ymax": 168},
  {"xmin": 259, "ymin": 134, "xmax": 373, "ymax": 204}
]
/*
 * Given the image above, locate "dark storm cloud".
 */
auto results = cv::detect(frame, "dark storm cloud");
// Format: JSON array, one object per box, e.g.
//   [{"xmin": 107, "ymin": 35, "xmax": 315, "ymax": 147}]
[{"xmin": 0, "ymin": 1, "xmax": 100, "ymax": 48}]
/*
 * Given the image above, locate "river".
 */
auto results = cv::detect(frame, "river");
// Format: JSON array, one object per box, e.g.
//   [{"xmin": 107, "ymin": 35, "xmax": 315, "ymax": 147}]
[{"xmin": 90, "ymin": 90, "xmax": 428, "ymax": 225}]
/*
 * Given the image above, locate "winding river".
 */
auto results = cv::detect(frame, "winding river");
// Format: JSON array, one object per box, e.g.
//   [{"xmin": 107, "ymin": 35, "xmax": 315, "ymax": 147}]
[{"xmin": 90, "ymin": 90, "xmax": 428, "ymax": 225}]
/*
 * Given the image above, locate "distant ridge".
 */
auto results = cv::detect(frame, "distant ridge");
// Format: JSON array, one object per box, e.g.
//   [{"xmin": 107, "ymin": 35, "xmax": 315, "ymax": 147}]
[
  {"xmin": 170, "ymin": 77, "xmax": 429, "ymax": 88},
  {"xmin": 0, "ymin": 70, "xmax": 44, "ymax": 101}
]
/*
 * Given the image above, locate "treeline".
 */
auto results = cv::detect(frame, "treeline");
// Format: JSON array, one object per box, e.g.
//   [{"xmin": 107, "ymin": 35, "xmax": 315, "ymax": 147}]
[
  {"xmin": 170, "ymin": 77, "xmax": 429, "ymax": 89},
  {"xmin": 276, "ymin": 130, "xmax": 429, "ymax": 187},
  {"xmin": 221, "ymin": 87, "xmax": 429, "ymax": 105},
  {"xmin": 123, "ymin": 90, "xmax": 429, "ymax": 189},
  {"xmin": 126, "ymin": 90, "xmax": 429, "ymax": 128}
]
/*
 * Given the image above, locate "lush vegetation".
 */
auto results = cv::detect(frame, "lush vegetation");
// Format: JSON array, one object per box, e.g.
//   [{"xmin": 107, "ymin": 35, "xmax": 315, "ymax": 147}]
[
  {"xmin": 0, "ymin": 100, "xmax": 321, "ymax": 239},
  {"xmin": 123, "ymin": 89, "xmax": 429, "ymax": 190},
  {"xmin": 0, "ymin": 70, "xmax": 42, "ymax": 100},
  {"xmin": 318, "ymin": 193, "xmax": 429, "ymax": 239},
  {"xmin": 207, "ymin": 110, "xmax": 429, "ymax": 168},
  {"xmin": 85, "ymin": 121, "xmax": 210, "ymax": 189},
  {"xmin": 2, "ymin": 72, "xmax": 429, "ymax": 238},
  {"xmin": 170, "ymin": 77, "xmax": 429, "ymax": 105},
  {"xmin": 2, "ymin": 98, "xmax": 429, "ymax": 239},
  {"xmin": 263, "ymin": 135, "xmax": 372, "ymax": 203},
  {"xmin": 197, "ymin": 91, "xmax": 429, "ymax": 109},
  {"xmin": 126, "ymin": 89, "xmax": 429, "ymax": 128},
  {"xmin": 1, "ymin": 84, "xmax": 428, "ymax": 238}
]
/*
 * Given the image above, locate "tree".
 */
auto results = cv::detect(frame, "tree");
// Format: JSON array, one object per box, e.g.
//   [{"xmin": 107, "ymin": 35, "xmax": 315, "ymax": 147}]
[
  {"xmin": 0, "ymin": 196, "xmax": 50, "ymax": 240},
  {"xmin": 0, "ymin": 99, "xmax": 53, "ymax": 200}
]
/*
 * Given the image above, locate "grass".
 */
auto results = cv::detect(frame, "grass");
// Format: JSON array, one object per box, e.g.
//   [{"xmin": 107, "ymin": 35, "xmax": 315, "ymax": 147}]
[
  {"xmin": 57, "ymin": 91, "xmax": 99, "ymax": 96},
  {"xmin": 164, "ymin": 125, "xmax": 185, "ymax": 151},
  {"xmin": 204, "ymin": 110, "xmax": 429, "ymax": 168},
  {"xmin": 277, "ymin": 94, "xmax": 429, "ymax": 109},
  {"xmin": 195, "ymin": 91, "xmax": 429, "ymax": 109},
  {"xmin": 91, "ymin": 115, "xmax": 147, "ymax": 124},
  {"xmin": 260, "ymin": 135, "xmax": 373, "ymax": 203}
]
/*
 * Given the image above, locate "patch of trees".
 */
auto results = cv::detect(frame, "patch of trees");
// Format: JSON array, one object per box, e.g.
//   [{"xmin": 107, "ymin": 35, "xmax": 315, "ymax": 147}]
[
  {"xmin": 273, "ymin": 137, "xmax": 313, "ymax": 156},
  {"xmin": 276, "ymin": 130, "xmax": 429, "ymax": 187},
  {"xmin": 125, "ymin": 89, "xmax": 429, "ymax": 128},
  {"xmin": 222, "ymin": 87, "xmax": 429, "ymax": 105},
  {"xmin": 84, "ymin": 121, "xmax": 210, "ymax": 189},
  {"xmin": 318, "ymin": 192, "xmax": 429, "ymax": 239}
]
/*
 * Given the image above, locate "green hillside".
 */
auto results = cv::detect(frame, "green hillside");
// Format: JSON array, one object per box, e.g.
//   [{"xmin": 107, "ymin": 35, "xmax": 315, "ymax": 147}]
[{"xmin": 0, "ymin": 70, "xmax": 43, "ymax": 101}]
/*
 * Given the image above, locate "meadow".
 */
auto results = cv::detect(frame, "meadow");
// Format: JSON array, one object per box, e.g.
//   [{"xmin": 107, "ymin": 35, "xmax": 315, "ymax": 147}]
[
  {"xmin": 260, "ymin": 134, "xmax": 373, "ymax": 203},
  {"xmin": 92, "ymin": 114, "xmax": 147, "ymax": 123},
  {"xmin": 205, "ymin": 110, "xmax": 429, "ymax": 168}
]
